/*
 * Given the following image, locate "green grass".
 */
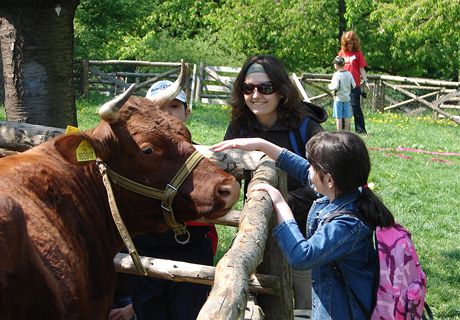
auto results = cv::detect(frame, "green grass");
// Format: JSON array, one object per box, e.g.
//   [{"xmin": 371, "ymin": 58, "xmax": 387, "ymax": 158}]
[
  {"xmin": 2, "ymin": 96, "xmax": 459, "ymax": 318},
  {"xmin": 190, "ymin": 103, "xmax": 460, "ymax": 319}
]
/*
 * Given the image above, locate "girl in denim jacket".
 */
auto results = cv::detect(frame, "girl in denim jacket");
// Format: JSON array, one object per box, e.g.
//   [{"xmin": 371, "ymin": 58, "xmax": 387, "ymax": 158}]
[{"xmin": 212, "ymin": 131, "xmax": 394, "ymax": 320}]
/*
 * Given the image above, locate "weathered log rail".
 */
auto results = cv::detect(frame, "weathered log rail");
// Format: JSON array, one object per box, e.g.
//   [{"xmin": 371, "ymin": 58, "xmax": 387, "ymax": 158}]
[
  {"xmin": 198, "ymin": 158, "xmax": 292, "ymax": 319},
  {"xmin": 114, "ymin": 252, "xmax": 279, "ymax": 296},
  {"xmin": 0, "ymin": 121, "xmax": 65, "ymax": 152}
]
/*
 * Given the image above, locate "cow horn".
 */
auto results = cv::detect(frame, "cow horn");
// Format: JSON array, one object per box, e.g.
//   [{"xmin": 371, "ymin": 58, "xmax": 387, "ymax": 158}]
[
  {"xmin": 147, "ymin": 60, "xmax": 187, "ymax": 107},
  {"xmin": 98, "ymin": 84, "xmax": 137, "ymax": 124}
]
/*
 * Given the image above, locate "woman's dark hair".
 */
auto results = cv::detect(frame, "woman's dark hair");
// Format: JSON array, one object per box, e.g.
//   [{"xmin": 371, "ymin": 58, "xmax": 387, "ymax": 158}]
[
  {"xmin": 306, "ymin": 131, "xmax": 394, "ymax": 228},
  {"xmin": 229, "ymin": 54, "xmax": 307, "ymax": 136}
]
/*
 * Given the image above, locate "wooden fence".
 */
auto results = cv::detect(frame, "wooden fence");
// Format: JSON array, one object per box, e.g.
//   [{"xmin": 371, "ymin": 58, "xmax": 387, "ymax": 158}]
[
  {"xmin": 301, "ymin": 73, "xmax": 460, "ymax": 124},
  {"xmin": 75, "ymin": 60, "xmax": 460, "ymax": 125}
]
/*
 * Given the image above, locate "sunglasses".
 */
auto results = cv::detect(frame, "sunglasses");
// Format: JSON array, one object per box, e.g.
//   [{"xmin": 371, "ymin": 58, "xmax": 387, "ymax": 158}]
[{"xmin": 242, "ymin": 82, "xmax": 275, "ymax": 95}]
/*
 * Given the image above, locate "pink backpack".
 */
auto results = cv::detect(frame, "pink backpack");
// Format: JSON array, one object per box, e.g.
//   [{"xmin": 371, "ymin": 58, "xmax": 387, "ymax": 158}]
[
  {"xmin": 326, "ymin": 214, "xmax": 432, "ymax": 320},
  {"xmin": 371, "ymin": 223, "xmax": 428, "ymax": 320}
]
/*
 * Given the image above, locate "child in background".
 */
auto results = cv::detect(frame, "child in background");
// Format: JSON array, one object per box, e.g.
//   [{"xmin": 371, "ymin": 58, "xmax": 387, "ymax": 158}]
[
  {"xmin": 328, "ymin": 56, "xmax": 356, "ymax": 131},
  {"xmin": 212, "ymin": 131, "xmax": 395, "ymax": 319}
]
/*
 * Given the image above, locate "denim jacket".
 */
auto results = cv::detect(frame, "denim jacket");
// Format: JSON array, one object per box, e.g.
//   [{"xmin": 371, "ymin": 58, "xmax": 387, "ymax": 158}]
[{"xmin": 273, "ymin": 149, "xmax": 375, "ymax": 320}]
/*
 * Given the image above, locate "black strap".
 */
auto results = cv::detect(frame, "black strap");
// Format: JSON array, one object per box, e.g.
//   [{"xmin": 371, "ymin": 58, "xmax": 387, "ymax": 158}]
[
  {"xmin": 421, "ymin": 302, "xmax": 434, "ymax": 320},
  {"xmin": 332, "ymin": 261, "xmax": 372, "ymax": 320},
  {"xmin": 325, "ymin": 211, "xmax": 375, "ymax": 320}
]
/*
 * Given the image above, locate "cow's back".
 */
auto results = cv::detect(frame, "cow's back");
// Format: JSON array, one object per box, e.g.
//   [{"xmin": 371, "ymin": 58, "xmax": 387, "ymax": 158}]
[{"xmin": 0, "ymin": 146, "xmax": 116, "ymax": 319}]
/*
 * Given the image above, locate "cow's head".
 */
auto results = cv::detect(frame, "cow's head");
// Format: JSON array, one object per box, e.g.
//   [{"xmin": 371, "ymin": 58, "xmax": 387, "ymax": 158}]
[{"xmin": 54, "ymin": 63, "xmax": 240, "ymax": 235}]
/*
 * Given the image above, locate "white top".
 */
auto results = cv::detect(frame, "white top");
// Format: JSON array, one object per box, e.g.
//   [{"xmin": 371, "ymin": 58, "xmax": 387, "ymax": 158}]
[{"xmin": 328, "ymin": 70, "xmax": 356, "ymax": 102}]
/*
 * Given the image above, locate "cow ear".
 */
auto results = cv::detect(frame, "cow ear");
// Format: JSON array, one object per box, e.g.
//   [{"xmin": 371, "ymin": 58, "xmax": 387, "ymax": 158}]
[{"xmin": 54, "ymin": 134, "xmax": 105, "ymax": 165}]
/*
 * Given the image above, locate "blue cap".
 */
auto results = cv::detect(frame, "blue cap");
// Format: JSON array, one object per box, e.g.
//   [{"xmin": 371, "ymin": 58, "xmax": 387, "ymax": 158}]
[{"xmin": 145, "ymin": 80, "xmax": 187, "ymax": 105}]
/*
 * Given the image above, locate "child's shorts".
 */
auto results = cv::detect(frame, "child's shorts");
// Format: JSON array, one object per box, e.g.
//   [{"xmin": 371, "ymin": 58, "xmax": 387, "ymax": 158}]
[{"xmin": 333, "ymin": 100, "xmax": 352, "ymax": 119}]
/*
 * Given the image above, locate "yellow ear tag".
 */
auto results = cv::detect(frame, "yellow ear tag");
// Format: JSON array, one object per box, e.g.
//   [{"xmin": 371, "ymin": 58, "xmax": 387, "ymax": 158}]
[
  {"xmin": 65, "ymin": 125, "xmax": 80, "ymax": 134},
  {"xmin": 64, "ymin": 126, "xmax": 96, "ymax": 162},
  {"xmin": 76, "ymin": 140, "xmax": 96, "ymax": 162}
]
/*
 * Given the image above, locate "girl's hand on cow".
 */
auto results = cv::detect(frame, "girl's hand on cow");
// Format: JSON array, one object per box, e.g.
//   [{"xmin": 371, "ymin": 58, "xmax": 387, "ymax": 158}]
[
  {"xmin": 211, "ymin": 138, "xmax": 283, "ymax": 161},
  {"xmin": 249, "ymin": 183, "xmax": 294, "ymax": 224}
]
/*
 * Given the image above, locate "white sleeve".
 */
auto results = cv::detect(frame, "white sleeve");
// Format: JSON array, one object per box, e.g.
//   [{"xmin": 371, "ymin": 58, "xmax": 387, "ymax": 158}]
[
  {"xmin": 350, "ymin": 73, "xmax": 356, "ymax": 89},
  {"xmin": 328, "ymin": 73, "xmax": 339, "ymax": 90}
]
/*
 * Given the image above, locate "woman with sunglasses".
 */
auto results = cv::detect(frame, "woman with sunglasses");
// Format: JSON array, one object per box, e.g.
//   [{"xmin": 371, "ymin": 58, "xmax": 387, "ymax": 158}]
[{"xmin": 223, "ymin": 54, "xmax": 327, "ymax": 311}]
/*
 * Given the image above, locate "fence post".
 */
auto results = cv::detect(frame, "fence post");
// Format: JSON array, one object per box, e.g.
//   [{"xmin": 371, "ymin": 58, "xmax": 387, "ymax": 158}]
[
  {"xmin": 80, "ymin": 60, "xmax": 89, "ymax": 96},
  {"xmin": 189, "ymin": 64, "xmax": 197, "ymax": 110},
  {"xmin": 256, "ymin": 170, "xmax": 293, "ymax": 319},
  {"xmin": 378, "ymin": 79, "xmax": 386, "ymax": 112},
  {"xmin": 194, "ymin": 62, "xmax": 204, "ymax": 103}
]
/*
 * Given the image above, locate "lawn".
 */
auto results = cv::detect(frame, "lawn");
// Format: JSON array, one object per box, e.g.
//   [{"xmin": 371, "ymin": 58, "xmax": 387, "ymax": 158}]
[
  {"xmin": 188, "ymin": 102, "xmax": 460, "ymax": 319},
  {"xmin": 1, "ymin": 96, "xmax": 459, "ymax": 318}
]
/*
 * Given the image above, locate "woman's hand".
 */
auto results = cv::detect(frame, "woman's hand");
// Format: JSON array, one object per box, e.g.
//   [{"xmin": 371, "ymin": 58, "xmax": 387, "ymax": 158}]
[
  {"xmin": 211, "ymin": 138, "xmax": 265, "ymax": 152},
  {"xmin": 212, "ymin": 138, "xmax": 283, "ymax": 161},
  {"xmin": 365, "ymin": 81, "xmax": 372, "ymax": 90}
]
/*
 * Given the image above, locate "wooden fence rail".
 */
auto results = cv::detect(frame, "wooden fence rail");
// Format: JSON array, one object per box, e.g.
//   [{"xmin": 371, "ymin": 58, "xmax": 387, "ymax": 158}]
[
  {"xmin": 300, "ymin": 72, "xmax": 460, "ymax": 123},
  {"xmin": 74, "ymin": 59, "xmax": 460, "ymax": 124}
]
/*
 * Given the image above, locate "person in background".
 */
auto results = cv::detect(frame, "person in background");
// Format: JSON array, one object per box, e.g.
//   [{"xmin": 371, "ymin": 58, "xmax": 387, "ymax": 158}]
[
  {"xmin": 109, "ymin": 80, "xmax": 217, "ymax": 320},
  {"xmin": 338, "ymin": 31, "xmax": 371, "ymax": 134},
  {"xmin": 223, "ymin": 54, "xmax": 328, "ymax": 311},
  {"xmin": 211, "ymin": 131, "xmax": 395, "ymax": 319},
  {"xmin": 328, "ymin": 56, "xmax": 356, "ymax": 131}
]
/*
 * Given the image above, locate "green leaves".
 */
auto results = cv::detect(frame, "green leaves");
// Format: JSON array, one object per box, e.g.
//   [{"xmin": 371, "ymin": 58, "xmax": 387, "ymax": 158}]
[{"xmin": 74, "ymin": 0, "xmax": 459, "ymax": 80}]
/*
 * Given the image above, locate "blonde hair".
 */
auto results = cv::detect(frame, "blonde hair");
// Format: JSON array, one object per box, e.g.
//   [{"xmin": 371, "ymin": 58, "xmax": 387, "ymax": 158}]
[{"xmin": 341, "ymin": 31, "xmax": 362, "ymax": 53}]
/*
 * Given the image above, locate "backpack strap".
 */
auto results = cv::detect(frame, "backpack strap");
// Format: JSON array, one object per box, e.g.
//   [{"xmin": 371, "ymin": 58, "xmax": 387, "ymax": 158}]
[
  {"xmin": 422, "ymin": 302, "xmax": 433, "ymax": 320},
  {"xmin": 325, "ymin": 211, "xmax": 375, "ymax": 320},
  {"xmin": 289, "ymin": 117, "xmax": 310, "ymax": 156},
  {"xmin": 332, "ymin": 261, "xmax": 371, "ymax": 320}
]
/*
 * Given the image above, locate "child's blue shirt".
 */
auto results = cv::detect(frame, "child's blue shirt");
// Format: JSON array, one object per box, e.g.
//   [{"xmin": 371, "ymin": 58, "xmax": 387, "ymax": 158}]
[{"xmin": 273, "ymin": 148, "xmax": 376, "ymax": 320}]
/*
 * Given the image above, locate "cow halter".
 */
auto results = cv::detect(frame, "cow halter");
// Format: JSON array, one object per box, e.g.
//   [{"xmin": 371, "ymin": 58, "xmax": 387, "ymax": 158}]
[{"xmin": 97, "ymin": 150, "xmax": 204, "ymax": 268}]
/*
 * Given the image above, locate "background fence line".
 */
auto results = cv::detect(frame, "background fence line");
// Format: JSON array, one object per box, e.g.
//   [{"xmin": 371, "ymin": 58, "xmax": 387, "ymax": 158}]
[{"xmin": 75, "ymin": 60, "xmax": 460, "ymax": 124}]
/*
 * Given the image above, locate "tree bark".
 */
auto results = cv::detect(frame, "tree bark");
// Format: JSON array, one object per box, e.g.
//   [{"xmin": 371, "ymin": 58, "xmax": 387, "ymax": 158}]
[
  {"xmin": 338, "ymin": 0, "xmax": 346, "ymax": 43},
  {"xmin": 0, "ymin": 1, "xmax": 79, "ymax": 127}
]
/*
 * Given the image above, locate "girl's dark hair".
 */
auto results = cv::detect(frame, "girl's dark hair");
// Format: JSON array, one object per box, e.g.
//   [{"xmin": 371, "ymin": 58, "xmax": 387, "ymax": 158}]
[
  {"xmin": 229, "ymin": 54, "xmax": 308, "ymax": 136},
  {"xmin": 306, "ymin": 131, "xmax": 394, "ymax": 228}
]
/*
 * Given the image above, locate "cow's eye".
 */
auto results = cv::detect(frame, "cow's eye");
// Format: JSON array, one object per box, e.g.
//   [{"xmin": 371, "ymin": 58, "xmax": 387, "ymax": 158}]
[{"xmin": 141, "ymin": 146, "xmax": 154, "ymax": 154}]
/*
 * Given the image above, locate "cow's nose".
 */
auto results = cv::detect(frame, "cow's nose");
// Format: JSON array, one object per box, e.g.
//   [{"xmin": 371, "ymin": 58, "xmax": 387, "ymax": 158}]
[{"xmin": 217, "ymin": 179, "xmax": 240, "ymax": 208}]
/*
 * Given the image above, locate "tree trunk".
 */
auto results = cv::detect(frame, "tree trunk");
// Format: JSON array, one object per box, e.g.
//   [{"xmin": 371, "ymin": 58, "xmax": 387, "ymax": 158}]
[
  {"xmin": 0, "ymin": 1, "xmax": 79, "ymax": 127},
  {"xmin": 338, "ymin": 0, "xmax": 346, "ymax": 43}
]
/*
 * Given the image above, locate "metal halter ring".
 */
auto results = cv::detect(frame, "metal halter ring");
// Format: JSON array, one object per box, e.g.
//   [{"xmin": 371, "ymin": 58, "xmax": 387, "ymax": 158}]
[{"xmin": 174, "ymin": 229, "xmax": 191, "ymax": 245}]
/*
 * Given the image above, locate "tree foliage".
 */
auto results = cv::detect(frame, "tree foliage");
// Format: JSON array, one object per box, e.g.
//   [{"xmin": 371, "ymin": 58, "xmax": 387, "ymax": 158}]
[{"xmin": 74, "ymin": 0, "xmax": 459, "ymax": 80}]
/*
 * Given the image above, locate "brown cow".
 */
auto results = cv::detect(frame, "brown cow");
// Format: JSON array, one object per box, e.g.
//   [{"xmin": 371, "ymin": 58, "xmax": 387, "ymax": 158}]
[{"xmin": 0, "ymin": 71, "xmax": 239, "ymax": 319}]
